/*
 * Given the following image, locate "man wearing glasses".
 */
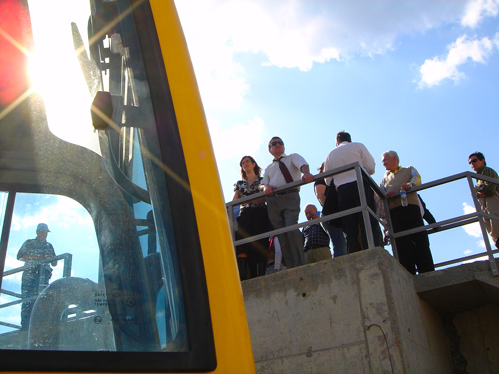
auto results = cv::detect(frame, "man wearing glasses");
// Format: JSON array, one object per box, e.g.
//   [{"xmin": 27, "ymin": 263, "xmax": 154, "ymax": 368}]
[
  {"xmin": 261, "ymin": 137, "xmax": 314, "ymax": 268},
  {"xmin": 469, "ymin": 152, "xmax": 499, "ymax": 249}
]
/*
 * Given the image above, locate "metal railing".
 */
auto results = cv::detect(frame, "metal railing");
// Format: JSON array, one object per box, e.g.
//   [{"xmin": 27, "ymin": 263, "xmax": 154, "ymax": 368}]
[
  {"xmin": 226, "ymin": 162, "xmax": 499, "ymax": 276},
  {"xmin": 0, "ymin": 253, "xmax": 73, "ymax": 329}
]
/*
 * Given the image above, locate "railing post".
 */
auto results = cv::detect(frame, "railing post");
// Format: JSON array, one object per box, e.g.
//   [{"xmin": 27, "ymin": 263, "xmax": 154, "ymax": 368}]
[
  {"xmin": 382, "ymin": 195, "xmax": 399, "ymax": 260},
  {"xmin": 227, "ymin": 202, "xmax": 235, "ymax": 240},
  {"xmin": 355, "ymin": 165, "xmax": 375, "ymax": 249},
  {"xmin": 467, "ymin": 175, "xmax": 499, "ymax": 276},
  {"xmin": 63, "ymin": 254, "xmax": 73, "ymax": 278},
  {"xmin": 0, "ymin": 192, "xmax": 16, "ymax": 293}
]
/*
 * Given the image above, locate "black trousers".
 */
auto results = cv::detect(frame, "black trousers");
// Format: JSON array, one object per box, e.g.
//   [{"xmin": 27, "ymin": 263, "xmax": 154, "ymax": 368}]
[
  {"xmin": 390, "ymin": 205, "xmax": 435, "ymax": 275},
  {"xmin": 337, "ymin": 181, "xmax": 381, "ymax": 254},
  {"xmin": 20, "ymin": 265, "xmax": 52, "ymax": 328},
  {"xmin": 235, "ymin": 206, "xmax": 271, "ymax": 280}
]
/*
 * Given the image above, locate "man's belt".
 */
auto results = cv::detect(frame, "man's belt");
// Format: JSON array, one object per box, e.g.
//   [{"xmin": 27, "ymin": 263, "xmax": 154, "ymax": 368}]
[
  {"xmin": 272, "ymin": 188, "xmax": 299, "ymax": 197},
  {"xmin": 304, "ymin": 246, "xmax": 330, "ymax": 253}
]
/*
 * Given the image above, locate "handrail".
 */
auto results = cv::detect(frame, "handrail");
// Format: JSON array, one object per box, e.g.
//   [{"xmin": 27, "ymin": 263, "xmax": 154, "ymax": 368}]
[
  {"xmin": 0, "ymin": 253, "xmax": 73, "ymax": 329},
  {"xmin": 226, "ymin": 164, "xmax": 499, "ymax": 276},
  {"xmin": 2, "ymin": 253, "xmax": 73, "ymax": 278},
  {"xmin": 227, "ymin": 163, "xmax": 388, "ymax": 257}
]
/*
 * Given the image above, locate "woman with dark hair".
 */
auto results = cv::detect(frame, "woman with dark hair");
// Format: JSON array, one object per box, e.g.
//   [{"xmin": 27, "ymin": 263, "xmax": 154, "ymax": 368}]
[{"xmin": 232, "ymin": 156, "xmax": 271, "ymax": 280}]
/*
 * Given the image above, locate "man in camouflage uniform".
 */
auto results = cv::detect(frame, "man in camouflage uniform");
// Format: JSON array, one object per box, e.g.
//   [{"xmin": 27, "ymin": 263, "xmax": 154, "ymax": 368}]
[{"xmin": 17, "ymin": 223, "xmax": 57, "ymax": 329}]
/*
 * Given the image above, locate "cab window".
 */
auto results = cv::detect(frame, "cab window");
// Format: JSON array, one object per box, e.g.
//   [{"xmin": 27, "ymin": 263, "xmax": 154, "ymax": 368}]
[{"xmin": 0, "ymin": 0, "xmax": 215, "ymax": 371}]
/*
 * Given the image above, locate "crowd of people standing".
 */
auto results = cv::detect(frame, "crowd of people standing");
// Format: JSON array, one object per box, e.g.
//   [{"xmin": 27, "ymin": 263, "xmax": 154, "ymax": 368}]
[{"xmin": 231, "ymin": 132, "xmax": 499, "ymax": 281}]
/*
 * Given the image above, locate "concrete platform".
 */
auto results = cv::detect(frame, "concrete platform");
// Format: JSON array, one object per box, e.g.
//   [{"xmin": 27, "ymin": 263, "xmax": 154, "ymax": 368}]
[
  {"xmin": 242, "ymin": 248, "xmax": 499, "ymax": 374},
  {"xmin": 414, "ymin": 259, "xmax": 499, "ymax": 314}
]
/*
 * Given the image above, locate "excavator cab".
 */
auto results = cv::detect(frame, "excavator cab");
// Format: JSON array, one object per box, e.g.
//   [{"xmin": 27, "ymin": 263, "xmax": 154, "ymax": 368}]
[{"xmin": 0, "ymin": 0, "xmax": 217, "ymax": 371}]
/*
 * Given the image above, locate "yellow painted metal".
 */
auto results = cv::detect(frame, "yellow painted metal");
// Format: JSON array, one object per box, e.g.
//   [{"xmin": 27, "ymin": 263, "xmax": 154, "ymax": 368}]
[
  {"xmin": 0, "ymin": 1, "xmax": 254, "ymax": 372},
  {"xmin": 148, "ymin": 0, "xmax": 256, "ymax": 372}
]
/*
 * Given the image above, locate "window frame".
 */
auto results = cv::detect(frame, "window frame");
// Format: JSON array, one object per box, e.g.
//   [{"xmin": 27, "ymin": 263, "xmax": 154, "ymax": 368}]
[{"xmin": 0, "ymin": 0, "xmax": 216, "ymax": 371}]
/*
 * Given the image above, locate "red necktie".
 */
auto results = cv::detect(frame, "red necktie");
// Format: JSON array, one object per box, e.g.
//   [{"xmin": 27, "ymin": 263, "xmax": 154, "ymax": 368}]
[{"xmin": 274, "ymin": 157, "xmax": 294, "ymax": 183}]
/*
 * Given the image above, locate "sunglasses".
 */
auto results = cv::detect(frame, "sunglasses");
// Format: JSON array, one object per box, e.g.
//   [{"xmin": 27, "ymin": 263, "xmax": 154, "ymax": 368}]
[
  {"xmin": 270, "ymin": 141, "xmax": 284, "ymax": 146},
  {"xmin": 469, "ymin": 159, "xmax": 479, "ymax": 164}
]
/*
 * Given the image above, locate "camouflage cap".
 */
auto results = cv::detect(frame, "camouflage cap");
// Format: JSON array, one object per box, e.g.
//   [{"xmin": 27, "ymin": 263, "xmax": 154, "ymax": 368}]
[{"xmin": 36, "ymin": 223, "xmax": 50, "ymax": 232}]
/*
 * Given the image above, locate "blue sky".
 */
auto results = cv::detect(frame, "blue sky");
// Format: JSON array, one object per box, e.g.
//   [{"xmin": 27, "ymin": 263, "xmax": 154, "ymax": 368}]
[
  {"xmin": 0, "ymin": 193, "xmax": 99, "ymax": 331},
  {"xmin": 175, "ymin": 0, "xmax": 499, "ymax": 265},
  {"xmin": 1, "ymin": 0, "xmax": 498, "ymax": 333}
]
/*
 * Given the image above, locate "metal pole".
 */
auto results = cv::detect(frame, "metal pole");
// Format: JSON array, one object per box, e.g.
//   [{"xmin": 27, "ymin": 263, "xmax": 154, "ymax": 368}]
[
  {"xmin": 355, "ymin": 166, "xmax": 375, "ymax": 249},
  {"xmin": 0, "ymin": 192, "xmax": 16, "ymax": 293},
  {"xmin": 467, "ymin": 175, "xmax": 498, "ymax": 276},
  {"xmin": 382, "ymin": 193, "xmax": 398, "ymax": 260},
  {"xmin": 63, "ymin": 253, "xmax": 73, "ymax": 278},
  {"xmin": 227, "ymin": 202, "xmax": 235, "ymax": 240}
]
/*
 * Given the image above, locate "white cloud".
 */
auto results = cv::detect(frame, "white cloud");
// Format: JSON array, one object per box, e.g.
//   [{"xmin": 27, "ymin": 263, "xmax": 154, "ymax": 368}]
[
  {"xmin": 208, "ymin": 116, "xmax": 265, "ymax": 161},
  {"xmin": 462, "ymin": 0, "xmax": 499, "ymax": 27},
  {"xmin": 418, "ymin": 34, "xmax": 498, "ymax": 87},
  {"xmin": 462, "ymin": 255, "xmax": 488, "ymax": 263},
  {"xmin": 463, "ymin": 201, "xmax": 477, "ymax": 215},
  {"xmin": 0, "ymin": 301, "xmax": 21, "ymax": 326},
  {"xmin": 3, "ymin": 253, "xmax": 24, "ymax": 277},
  {"xmin": 11, "ymin": 195, "xmax": 93, "ymax": 232},
  {"xmin": 462, "ymin": 202, "xmax": 482, "ymax": 237},
  {"xmin": 175, "ymin": 0, "xmax": 471, "ymax": 111},
  {"xmin": 221, "ymin": 1, "xmax": 340, "ymax": 71},
  {"xmin": 461, "ymin": 241, "xmax": 487, "ymax": 265},
  {"xmin": 461, "ymin": 203, "xmax": 497, "ymax": 250}
]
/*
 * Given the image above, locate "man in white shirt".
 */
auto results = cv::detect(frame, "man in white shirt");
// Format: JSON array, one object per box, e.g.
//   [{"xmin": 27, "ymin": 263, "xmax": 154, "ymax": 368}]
[
  {"xmin": 261, "ymin": 137, "xmax": 314, "ymax": 268},
  {"xmin": 324, "ymin": 131, "xmax": 381, "ymax": 254}
]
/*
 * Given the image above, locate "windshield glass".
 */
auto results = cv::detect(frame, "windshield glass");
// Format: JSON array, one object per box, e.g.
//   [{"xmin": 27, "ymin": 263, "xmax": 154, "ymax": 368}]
[{"xmin": 0, "ymin": 0, "xmax": 188, "ymax": 353}]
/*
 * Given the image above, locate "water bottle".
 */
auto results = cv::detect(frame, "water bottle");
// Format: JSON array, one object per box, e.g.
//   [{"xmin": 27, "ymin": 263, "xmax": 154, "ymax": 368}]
[{"xmin": 400, "ymin": 187, "xmax": 408, "ymax": 207}]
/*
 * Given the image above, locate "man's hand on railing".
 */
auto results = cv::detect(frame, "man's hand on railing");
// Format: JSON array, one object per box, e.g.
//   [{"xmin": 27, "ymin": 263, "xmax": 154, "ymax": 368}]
[
  {"xmin": 264, "ymin": 185, "xmax": 276, "ymax": 195},
  {"xmin": 301, "ymin": 172, "xmax": 314, "ymax": 183}
]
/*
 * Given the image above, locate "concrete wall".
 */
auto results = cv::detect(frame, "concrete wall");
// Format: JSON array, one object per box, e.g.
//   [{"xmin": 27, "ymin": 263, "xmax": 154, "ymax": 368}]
[
  {"xmin": 242, "ymin": 248, "xmax": 452, "ymax": 374},
  {"xmin": 449, "ymin": 304, "xmax": 499, "ymax": 374},
  {"xmin": 413, "ymin": 257, "xmax": 499, "ymax": 373}
]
